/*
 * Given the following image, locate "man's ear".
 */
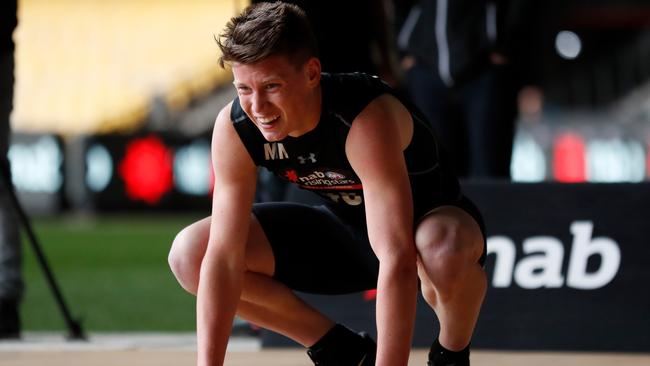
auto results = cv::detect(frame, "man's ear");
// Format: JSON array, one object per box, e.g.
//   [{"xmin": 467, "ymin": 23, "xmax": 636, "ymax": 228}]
[{"xmin": 305, "ymin": 57, "xmax": 321, "ymax": 87}]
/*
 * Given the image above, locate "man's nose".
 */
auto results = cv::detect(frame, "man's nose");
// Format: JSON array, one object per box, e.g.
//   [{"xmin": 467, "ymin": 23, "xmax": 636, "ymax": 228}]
[{"xmin": 251, "ymin": 92, "xmax": 268, "ymax": 113}]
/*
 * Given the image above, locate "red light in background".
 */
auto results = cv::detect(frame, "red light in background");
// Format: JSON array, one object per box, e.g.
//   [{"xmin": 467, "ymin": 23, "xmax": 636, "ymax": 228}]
[
  {"xmin": 553, "ymin": 132, "xmax": 586, "ymax": 182},
  {"xmin": 119, "ymin": 135, "xmax": 173, "ymax": 204},
  {"xmin": 363, "ymin": 289, "xmax": 377, "ymax": 301}
]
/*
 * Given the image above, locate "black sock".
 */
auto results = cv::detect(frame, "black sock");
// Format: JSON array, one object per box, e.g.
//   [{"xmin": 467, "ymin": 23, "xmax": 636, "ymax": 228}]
[
  {"xmin": 428, "ymin": 338, "xmax": 470, "ymax": 366},
  {"xmin": 307, "ymin": 324, "xmax": 373, "ymax": 365}
]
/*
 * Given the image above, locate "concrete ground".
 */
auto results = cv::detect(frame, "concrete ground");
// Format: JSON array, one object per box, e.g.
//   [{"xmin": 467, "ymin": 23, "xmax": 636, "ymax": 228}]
[{"xmin": 1, "ymin": 333, "xmax": 649, "ymax": 366}]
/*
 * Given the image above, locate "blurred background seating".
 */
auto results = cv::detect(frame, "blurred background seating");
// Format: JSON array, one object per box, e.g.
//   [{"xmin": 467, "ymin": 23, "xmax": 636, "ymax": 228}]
[{"xmin": 12, "ymin": 0, "xmax": 240, "ymax": 136}]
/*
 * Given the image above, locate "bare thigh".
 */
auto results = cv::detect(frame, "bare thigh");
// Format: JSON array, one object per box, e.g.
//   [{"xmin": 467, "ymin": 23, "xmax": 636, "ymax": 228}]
[{"xmin": 173, "ymin": 214, "xmax": 276, "ymax": 276}]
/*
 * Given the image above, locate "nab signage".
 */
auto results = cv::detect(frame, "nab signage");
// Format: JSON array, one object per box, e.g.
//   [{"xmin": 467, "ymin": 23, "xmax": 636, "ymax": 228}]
[
  {"xmin": 465, "ymin": 182, "xmax": 650, "ymax": 352},
  {"xmin": 488, "ymin": 221, "xmax": 621, "ymax": 290}
]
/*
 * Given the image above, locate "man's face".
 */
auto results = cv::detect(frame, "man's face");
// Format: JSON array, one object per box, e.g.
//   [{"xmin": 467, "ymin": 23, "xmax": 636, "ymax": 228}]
[{"xmin": 232, "ymin": 54, "xmax": 320, "ymax": 142}]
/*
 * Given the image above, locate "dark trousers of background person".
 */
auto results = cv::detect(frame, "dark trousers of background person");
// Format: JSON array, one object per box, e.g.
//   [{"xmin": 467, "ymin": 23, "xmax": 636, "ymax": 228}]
[
  {"xmin": 0, "ymin": 38, "xmax": 22, "ymax": 338},
  {"xmin": 405, "ymin": 61, "xmax": 518, "ymax": 178}
]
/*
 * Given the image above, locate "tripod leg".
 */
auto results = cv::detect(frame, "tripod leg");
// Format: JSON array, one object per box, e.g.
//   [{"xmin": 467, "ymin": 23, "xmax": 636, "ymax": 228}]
[{"xmin": 0, "ymin": 170, "xmax": 85, "ymax": 340}]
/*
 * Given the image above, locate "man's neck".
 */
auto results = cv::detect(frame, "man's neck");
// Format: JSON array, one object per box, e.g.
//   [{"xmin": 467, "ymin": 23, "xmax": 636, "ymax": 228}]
[{"xmin": 289, "ymin": 85, "xmax": 322, "ymax": 137}]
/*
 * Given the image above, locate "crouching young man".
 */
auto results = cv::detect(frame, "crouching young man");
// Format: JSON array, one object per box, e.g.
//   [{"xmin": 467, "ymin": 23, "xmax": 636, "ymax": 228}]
[{"xmin": 169, "ymin": 2, "xmax": 487, "ymax": 365}]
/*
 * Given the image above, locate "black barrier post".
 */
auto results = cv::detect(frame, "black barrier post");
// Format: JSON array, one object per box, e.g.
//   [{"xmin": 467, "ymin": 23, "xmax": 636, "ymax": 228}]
[{"xmin": 0, "ymin": 173, "xmax": 85, "ymax": 340}]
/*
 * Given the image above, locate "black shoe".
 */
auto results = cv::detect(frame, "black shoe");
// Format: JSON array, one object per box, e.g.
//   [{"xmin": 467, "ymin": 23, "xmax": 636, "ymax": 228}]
[
  {"xmin": 307, "ymin": 324, "xmax": 376, "ymax": 366},
  {"xmin": 427, "ymin": 338, "xmax": 470, "ymax": 366},
  {"xmin": 0, "ymin": 298, "xmax": 20, "ymax": 339}
]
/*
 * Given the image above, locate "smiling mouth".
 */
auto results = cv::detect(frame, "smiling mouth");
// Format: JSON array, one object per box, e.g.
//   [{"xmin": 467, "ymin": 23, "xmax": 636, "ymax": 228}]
[{"xmin": 255, "ymin": 115, "xmax": 280, "ymax": 126}]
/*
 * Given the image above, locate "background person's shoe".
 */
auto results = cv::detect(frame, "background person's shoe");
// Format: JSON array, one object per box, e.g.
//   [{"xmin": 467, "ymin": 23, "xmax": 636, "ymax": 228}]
[{"xmin": 0, "ymin": 298, "xmax": 20, "ymax": 339}]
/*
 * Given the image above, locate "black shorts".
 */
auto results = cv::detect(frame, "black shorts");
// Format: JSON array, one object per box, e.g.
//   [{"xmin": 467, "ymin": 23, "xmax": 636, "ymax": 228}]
[{"xmin": 252, "ymin": 196, "xmax": 486, "ymax": 295}]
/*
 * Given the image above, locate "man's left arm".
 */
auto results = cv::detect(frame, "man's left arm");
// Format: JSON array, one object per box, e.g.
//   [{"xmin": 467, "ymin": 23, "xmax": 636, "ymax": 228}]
[{"xmin": 346, "ymin": 94, "xmax": 418, "ymax": 366}]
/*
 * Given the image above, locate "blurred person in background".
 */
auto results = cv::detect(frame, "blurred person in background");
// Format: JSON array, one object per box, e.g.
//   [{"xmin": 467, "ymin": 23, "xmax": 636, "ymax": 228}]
[
  {"xmin": 396, "ymin": 0, "xmax": 530, "ymax": 178},
  {"xmin": 0, "ymin": 0, "xmax": 22, "ymax": 339},
  {"xmin": 169, "ymin": 3, "xmax": 486, "ymax": 365},
  {"xmin": 252, "ymin": 0, "xmax": 399, "ymax": 85}
]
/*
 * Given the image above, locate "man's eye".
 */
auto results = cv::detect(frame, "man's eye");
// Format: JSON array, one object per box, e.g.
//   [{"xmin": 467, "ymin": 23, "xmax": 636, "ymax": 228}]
[{"xmin": 265, "ymin": 83, "xmax": 279, "ymax": 90}]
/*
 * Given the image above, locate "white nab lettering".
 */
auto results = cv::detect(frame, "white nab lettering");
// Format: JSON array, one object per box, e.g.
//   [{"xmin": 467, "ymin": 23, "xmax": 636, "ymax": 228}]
[
  {"xmin": 264, "ymin": 143, "xmax": 289, "ymax": 160},
  {"xmin": 487, "ymin": 221, "xmax": 621, "ymax": 290},
  {"xmin": 567, "ymin": 221, "xmax": 621, "ymax": 290},
  {"xmin": 488, "ymin": 236, "xmax": 516, "ymax": 287},
  {"xmin": 515, "ymin": 237, "xmax": 565, "ymax": 289}
]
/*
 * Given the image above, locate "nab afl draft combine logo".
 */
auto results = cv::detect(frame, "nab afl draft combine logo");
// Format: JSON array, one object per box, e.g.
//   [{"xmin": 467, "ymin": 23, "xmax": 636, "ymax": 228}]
[
  {"xmin": 284, "ymin": 169, "xmax": 299, "ymax": 182},
  {"xmin": 298, "ymin": 170, "xmax": 356, "ymax": 187},
  {"xmin": 325, "ymin": 171, "xmax": 345, "ymax": 180}
]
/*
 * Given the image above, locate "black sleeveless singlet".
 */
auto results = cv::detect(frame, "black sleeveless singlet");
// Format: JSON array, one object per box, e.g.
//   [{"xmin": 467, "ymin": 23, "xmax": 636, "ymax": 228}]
[{"xmin": 231, "ymin": 72, "xmax": 462, "ymax": 226}]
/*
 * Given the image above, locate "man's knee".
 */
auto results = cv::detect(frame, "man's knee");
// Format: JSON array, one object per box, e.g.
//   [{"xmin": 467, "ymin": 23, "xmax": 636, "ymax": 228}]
[
  {"xmin": 168, "ymin": 229, "xmax": 192, "ymax": 273},
  {"xmin": 415, "ymin": 208, "xmax": 483, "ymax": 290},
  {"xmin": 168, "ymin": 224, "xmax": 208, "ymax": 294}
]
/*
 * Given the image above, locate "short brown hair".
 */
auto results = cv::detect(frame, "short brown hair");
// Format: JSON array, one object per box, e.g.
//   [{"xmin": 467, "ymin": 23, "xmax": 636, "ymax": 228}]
[{"xmin": 217, "ymin": 2, "xmax": 318, "ymax": 69}]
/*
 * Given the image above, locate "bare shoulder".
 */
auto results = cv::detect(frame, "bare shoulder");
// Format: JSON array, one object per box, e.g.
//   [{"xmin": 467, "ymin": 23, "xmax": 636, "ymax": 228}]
[
  {"xmin": 211, "ymin": 101, "xmax": 256, "ymax": 181},
  {"xmin": 360, "ymin": 93, "xmax": 407, "ymax": 119},
  {"xmin": 347, "ymin": 94, "xmax": 413, "ymax": 153},
  {"xmin": 213, "ymin": 101, "xmax": 235, "ymax": 134},
  {"xmin": 211, "ymin": 100, "xmax": 242, "ymax": 153}
]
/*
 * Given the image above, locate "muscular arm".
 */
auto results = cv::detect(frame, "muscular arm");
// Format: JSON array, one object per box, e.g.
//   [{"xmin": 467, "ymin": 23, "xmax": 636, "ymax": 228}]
[
  {"xmin": 197, "ymin": 103, "xmax": 257, "ymax": 366},
  {"xmin": 346, "ymin": 94, "xmax": 418, "ymax": 366}
]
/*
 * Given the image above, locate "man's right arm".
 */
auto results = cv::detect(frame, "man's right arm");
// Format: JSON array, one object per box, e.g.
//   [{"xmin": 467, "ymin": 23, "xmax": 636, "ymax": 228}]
[{"xmin": 196, "ymin": 103, "xmax": 257, "ymax": 366}]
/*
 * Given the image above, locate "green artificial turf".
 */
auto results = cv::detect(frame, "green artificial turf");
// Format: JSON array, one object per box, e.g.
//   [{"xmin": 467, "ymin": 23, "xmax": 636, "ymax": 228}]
[{"xmin": 21, "ymin": 213, "xmax": 205, "ymax": 332}]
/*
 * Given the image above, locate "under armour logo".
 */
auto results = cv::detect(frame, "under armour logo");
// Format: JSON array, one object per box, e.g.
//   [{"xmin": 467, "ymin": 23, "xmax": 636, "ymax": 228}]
[{"xmin": 297, "ymin": 153, "xmax": 317, "ymax": 164}]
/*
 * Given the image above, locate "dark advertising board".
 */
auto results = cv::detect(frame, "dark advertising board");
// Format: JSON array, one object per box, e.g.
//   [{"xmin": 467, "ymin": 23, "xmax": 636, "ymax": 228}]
[
  {"xmin": 262, "ymin": 182, "xmax": 650, "ymax": 352},
  {"xmin": 467, "ymin": 182, "xmax": 650, "ymax": 351},
  {"xmin": 66, "ymin": 133, "xmax": 213, "ymax": 211}
]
